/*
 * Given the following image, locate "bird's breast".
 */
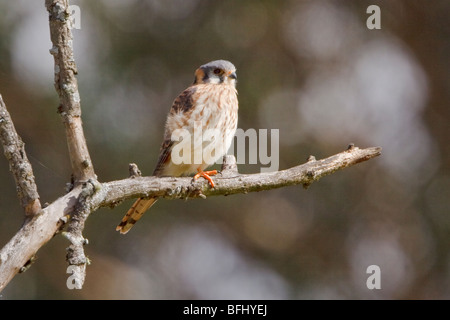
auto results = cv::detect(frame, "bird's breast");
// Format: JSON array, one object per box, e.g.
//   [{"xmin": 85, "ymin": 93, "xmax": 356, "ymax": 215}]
[{"xmin": 166, "ymin": 84, "xmax": 238, "ymax": 170}]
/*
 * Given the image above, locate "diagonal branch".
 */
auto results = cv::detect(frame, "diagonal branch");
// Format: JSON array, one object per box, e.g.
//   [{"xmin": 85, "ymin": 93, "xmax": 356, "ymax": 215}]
[
  {"xmin": 0, "ymin": 95, "xmax": 41, "ymax": 218},
  {"xmin": 46, "ymin": 0, "xmax": 95, "ymax": 184},
  {"xmin": 0, "ymin": 186, "xmax": 80, "ymax": 292}
]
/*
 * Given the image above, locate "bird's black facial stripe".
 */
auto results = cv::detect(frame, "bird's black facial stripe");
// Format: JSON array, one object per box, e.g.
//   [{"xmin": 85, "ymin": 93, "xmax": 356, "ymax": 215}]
[
  {"xmin": 202, "ymin": 72, "xmax": 209, "ymax": 82},
  {"xmin": 201, "ymin": 67, "xmax": 221, "ymax": 83}
]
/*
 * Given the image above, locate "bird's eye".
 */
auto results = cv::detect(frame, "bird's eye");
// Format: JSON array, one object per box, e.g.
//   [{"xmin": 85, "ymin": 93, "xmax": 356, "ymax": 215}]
[{"xmin": 213, "ymin": 68, "xmax": 222, "ymax": 75}]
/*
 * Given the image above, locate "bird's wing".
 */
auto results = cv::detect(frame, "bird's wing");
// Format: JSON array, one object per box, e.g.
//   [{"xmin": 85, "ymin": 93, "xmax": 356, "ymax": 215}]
[
  {"xmin": 152, "ymin": 138, "xmax": 174, "ymax": 176},
  {"xmin": 152, "ymin": 86, "xmax": 198, "ymax": 176}
]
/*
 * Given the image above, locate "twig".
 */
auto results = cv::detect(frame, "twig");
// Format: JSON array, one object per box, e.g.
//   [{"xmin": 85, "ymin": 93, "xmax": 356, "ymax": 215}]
[
  {"xmin": 128, "ymin": 163, "xmax": 142, "ymax": 178},
  {"xmin": 46, "ymin": 0, "xmax": 96, "ymax": 184},
  {"xmin": 0, "ymin": 95, "xmax": 41, "ymax": 218}
]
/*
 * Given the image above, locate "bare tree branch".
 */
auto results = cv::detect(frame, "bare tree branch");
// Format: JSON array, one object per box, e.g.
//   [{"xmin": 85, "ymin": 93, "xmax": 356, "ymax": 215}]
[
  {"xmin": 0, "ymin": 186, "xmax": 80, "ymax": 291},
  {"xmin": 0, "ymin": 95, "xmax": 41, "ymax": 218},
  {"xmin": 43, "ymin": 0, "xmax": 99, "ymax": 289},
  {"xmin": 46, "ymin": 0, "xmax": 95, "ymax": 184},
  {"xmin": 0, "ymin": 145, "xmax": 380, "ymax": 291},
  {"xmin": 100, "ymin": 145, "xmax": 382, "ymax": 205}
]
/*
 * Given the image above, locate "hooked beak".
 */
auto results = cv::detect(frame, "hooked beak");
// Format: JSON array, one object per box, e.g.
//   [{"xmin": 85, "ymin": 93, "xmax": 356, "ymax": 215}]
[{"xmin": 228, "ymin": 71, "xmax": 237, "ymax": 80}]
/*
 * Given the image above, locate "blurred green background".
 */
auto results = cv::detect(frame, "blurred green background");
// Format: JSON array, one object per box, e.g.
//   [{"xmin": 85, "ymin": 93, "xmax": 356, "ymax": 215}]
[{"xmin": 1, "ymin": 0, "xmax": 449, "ymax": 299}]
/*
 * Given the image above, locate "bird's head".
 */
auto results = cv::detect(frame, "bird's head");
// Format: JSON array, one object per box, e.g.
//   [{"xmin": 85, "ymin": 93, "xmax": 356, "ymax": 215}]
[{"xmin": 194, "ymin": 60, "xmax": 237, "ymax": 87}]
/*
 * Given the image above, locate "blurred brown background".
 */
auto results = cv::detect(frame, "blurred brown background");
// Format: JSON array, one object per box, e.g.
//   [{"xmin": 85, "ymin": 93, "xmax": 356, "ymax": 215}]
[{"xmin": 0, "ymin": 0, "xmax": 449, "ymax": 299}]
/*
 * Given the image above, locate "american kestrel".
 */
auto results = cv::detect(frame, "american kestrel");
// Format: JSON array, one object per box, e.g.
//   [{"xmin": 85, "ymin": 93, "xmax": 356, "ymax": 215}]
[{"xmin": 116, "ymin": 60, "xmax": 238, "ymax": 234}]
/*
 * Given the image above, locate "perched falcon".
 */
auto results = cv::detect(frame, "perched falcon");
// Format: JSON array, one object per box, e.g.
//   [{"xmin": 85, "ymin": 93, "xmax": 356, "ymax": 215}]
[{"xmin": 116, "ymin": 60, "xmax": 238, "ymax": 234}]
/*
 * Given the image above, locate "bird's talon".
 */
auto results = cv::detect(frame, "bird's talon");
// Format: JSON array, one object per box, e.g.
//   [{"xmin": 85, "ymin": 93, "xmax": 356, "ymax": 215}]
[{"xmin": 194, "ymin": 170, "xmax": 217, "ymax": 188}]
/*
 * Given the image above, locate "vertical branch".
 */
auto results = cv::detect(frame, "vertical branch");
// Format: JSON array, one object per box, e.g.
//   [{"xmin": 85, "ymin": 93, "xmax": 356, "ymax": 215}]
[
  {"xmin": 62, "ymin": 179, "xmax": 101, "ymax": 289},
  {"xmin": 45, "ymin": 0, "xmax": 95, "ymax": 183},
  {"xmin": 0, "ymin": 95, "xmax": 41, "ymax": 217}
]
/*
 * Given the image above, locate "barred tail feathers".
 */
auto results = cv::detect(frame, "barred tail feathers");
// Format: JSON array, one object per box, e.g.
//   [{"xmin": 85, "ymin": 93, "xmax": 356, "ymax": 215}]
[{"xmin": 116, "ymin": 197, "xmax": 158, "ymax": 234}]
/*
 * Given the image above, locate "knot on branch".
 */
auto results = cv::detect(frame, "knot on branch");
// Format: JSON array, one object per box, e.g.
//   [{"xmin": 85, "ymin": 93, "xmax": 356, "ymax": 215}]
[
  {"xmin": 129, "ymin": 163, "xmax": 142, "ymax": 178},
  {"xmin": 220, "ymin": 155, "xmax": 239, "ymax": 178}
]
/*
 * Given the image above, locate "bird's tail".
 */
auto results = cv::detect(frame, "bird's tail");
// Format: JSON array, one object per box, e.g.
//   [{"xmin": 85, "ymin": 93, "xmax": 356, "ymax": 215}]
[{"xmin": 116, "ymin": 197, "xmax": 158, "ymax": 234}]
